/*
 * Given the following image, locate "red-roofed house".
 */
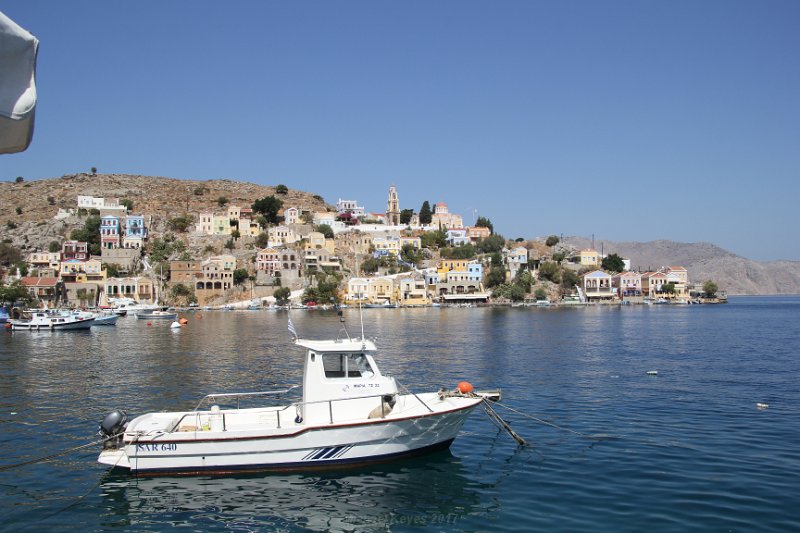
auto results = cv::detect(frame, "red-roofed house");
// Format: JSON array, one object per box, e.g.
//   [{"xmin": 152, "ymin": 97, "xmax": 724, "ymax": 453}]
[{"xmin": 19, "ymin": 277, "xmax": 61, "ymax": 307}]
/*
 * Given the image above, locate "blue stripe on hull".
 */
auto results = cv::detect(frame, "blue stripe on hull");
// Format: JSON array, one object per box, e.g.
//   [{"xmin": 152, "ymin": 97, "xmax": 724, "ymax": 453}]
[{"xmin": 125, "ymin": 438, "xmax": 456, "ymax": 477}]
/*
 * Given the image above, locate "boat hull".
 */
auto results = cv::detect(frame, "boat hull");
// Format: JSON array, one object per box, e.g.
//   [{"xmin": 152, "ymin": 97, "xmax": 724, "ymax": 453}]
[
  {"xmin": 9, "ymin": 318, "xmax": 95, "ymax": 330},
  {"xmin": 136, "ymin": 313, "xmax": 178, "ymax": 320},
  {"xmin": 99, "ymin": 395, "xmax": 482, "ymax": 476},
  {"xmin": 93, "ymin": 315, "xmax": 118, "ymax": 326}
]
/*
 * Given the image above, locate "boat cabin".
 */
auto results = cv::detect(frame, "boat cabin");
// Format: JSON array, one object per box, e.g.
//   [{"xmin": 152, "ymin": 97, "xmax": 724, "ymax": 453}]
[{"xmin": 298, "ymin": 338, "xmax": 398, "ymax": 424}]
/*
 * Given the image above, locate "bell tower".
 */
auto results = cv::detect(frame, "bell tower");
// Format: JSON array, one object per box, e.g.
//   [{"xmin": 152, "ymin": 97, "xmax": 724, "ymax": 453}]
[{"xmin": 386, "ymin": 185, "xmax": 400, "ymax": 226}]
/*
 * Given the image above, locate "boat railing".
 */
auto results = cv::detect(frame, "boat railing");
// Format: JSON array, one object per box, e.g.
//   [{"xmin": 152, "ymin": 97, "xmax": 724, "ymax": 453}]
[
  {"xmin": 193, "ymin": 385, "xmax": 302, "ymax": 410},
  {"xmin": 173, "ymin": 389, "xmax": 427, "ymax": 432}
]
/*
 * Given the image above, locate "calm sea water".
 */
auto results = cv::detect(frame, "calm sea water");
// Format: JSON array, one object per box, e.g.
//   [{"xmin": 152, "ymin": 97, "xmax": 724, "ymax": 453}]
[{"xmin": 1, "ymin": 297, "xmax": 799, "ymax": 532}]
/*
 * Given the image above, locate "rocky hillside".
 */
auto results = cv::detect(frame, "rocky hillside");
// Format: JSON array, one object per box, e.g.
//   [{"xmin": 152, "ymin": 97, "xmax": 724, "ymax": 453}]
[
  {"xmin": 0, "ymin": 173, "xmax": 332, "ymax": 253},
  {"xmin": 561, "ymin": 237, "xmax": 800, "ymax": 295}
]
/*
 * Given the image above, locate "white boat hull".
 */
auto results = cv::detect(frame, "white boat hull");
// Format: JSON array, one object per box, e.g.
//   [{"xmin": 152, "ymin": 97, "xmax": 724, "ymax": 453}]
[
  {"xmin": 99, "ymin": 393, "xmax": 482, "ymax": 476},
  {"xmin": 9, "ymin": 317, "xmax": 95, "ymax": 330}
]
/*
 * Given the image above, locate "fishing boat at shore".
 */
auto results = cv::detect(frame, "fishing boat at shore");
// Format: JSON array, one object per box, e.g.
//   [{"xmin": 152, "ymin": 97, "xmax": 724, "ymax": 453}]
[
  {"xmin": 97, "ymin": 326, "xmax": 500, "ymax": 476},
  {"xmin": 8, "ymin": 310, "xmax": 95, "ymax": 331}
]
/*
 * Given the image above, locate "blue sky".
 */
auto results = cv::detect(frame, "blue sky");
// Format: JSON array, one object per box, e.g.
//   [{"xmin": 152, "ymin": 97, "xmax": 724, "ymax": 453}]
[{"xmin": 2, "ymin": 1, "xmax": 798, "ymax": 261}]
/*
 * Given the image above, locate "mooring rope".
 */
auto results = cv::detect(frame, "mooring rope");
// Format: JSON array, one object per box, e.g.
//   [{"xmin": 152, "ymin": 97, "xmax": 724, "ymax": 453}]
[
  {"xmin": 36, "ymin": 434, "xmax": 137, "ymax": 523},
  {"xmin": 0, "ymin": 439, "xmax": 108, "ymax": 472},
  {"xmin": 482, "ymin": 400, "xmax": 529, "ymax": 446},
  {"xmin": 492, "ymin": 402, "xmax": 617, "ymax": 441}
]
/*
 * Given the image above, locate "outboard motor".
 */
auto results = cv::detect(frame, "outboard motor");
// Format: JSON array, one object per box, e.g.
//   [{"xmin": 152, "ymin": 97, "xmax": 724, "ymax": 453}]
[{"xmin": 99, "ymin": 410, "xmax": 128, "ymax": 448}]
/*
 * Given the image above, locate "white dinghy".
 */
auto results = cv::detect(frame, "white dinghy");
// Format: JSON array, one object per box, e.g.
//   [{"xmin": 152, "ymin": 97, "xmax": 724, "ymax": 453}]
[{"xmin": 98, "ymin": 331, "xmax": 499, "ymax": 476}]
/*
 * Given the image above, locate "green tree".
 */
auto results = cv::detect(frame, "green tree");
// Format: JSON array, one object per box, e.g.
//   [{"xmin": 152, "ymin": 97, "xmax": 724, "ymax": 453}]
[
  {"xmin": 15, "ymin": 206, "xmax": 22, "ymax": 215},
  {"xmin": 105, "ymin": 263, "xmax": 122, "ymax": 278},
  {"xmin": 167, "ymin": 215, "xmax": 194, "ymax": 232},
  {"xmin": 120, "ymin": 199, "xmax": 134, "ymax": 211},
  {"xmin": 475, "ymin": 216, "xmax": 493, "ymax": 234},
  {"xmin": 91, "ymin": 166, "xmax": 97, "ymax": 175},
  {"xmin": 545, "ymin": 235, "xmax": 560, "ymax": 247},
  {"xmin": 560, "ymin": 269, "xmax": 579, "ymax": 289},
  {"xmin": 440, "ymin": 244, "xmax": 476, "ymax": 260},
  {"xmin": 419, "ymin": 201, "xmax": 432, "ymax": 225},
  {"xmin": 661, "ymin": 282, "xmax": 676, "ymax": 295},
  {"xmin": 508, "ymin": 284, "xmax": 526, "ymax": 302},
  {"xmin": 485, "ymin": 265, "xmax": 506, "ymax": 288},
  {"xmin": 476, "ymin": 234, "xmax": 505, "ymax": 254},
  {"xmin": 170, "ymin": 283, "xmax": 192, "ymax": 303},
  {"xmin": 400, "ymin": 244, "xmax": 424, "ymax": 265},
  {"xmin": 275, "ymin": 184, "xmax": 289, "ymax": 195},
  {"xmin": 48, "ymin": 240, "xmax": 61, "ymax": 253},
  {"xmin": 314, "ymin": 224, "xmax": 334, "ymax": 239},
  {"xmin": 15, "ymin": 176, "xmax": 24, "ymax": 183},
  {"xmin": 224, "ymin": 238, "xmax": 235, "ymax": 251},
  {"xmin": 233, "ymin": 268, "xmax": 249, "ymax": 285},
  {"xmin": 360, "ymin": 256, "xmax": 381, "ymax": 275},
  {"xmin": 5, "ymin": 221, "xmax": 17, "ymax": 229},
  {"xmin": 514, "ymin": 269, "xmax": 533, "ymax": 293},
  {"xmin": 252, "ymin": 195, "xmax": 283, "ymax": 224},
  {"xmin": 231, "ymin": 229, "xmax": 241, "ymax": 240},
  {"xmin": 0, "ymin": 280, "xmax": 32, "ymax": 306},
  {"xmin": 420, "ymin": 230, "xmax": 447, "ymax": 249},
  {"xmin": 0, "ymin": 242, "xmax": 23, "ymax": 266},
  {"xmin": 703, "ymin": 280, "xmax": 718, "ymax": 297},
  {"xmin": 217, "ymin": 196, "xmax": 229, "ymax": 207},
  {"xmin": 538, "ymin": 262, "xmax": 561, "ymax": 283},
  {"xmin": 255, "ymin": 232, "xmax": 269, "ymax": 248},
  {"xmin": 400, "ymin": 208, "xmax": 414, "ymax": 225},
  {"xmin": 534, "ymin": 287, "xmax": 548, "ymax": 301},
  {"xmin": 601, "ymin": 253, "xmax": 626, "ymax": 273},
  {"xmin": 273, "ymin": 286, "xmax": 291, "ymax": 305},
  {"xmin": 47, "ymin": 196, "xmax": 56, "ymax": 205}
]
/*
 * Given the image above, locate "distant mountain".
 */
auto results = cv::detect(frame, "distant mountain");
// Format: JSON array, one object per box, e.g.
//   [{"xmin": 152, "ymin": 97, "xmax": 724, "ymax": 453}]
[{"xmin": 562, "ymin": 237, "xmax": 800, "ymax": 295}]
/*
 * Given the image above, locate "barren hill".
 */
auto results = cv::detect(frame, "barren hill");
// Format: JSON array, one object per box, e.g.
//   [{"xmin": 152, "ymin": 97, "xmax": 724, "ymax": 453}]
[
  {"xmin": 562, "ymin": 237, "xmax": 800, "ymax": 295},
  {"xmin": 1, "ymin": 173, "xmax": 332, "ymax": 253}
]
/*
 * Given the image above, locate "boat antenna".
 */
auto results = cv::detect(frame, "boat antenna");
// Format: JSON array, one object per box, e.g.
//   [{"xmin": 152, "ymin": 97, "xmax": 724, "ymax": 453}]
[
  {"xmin": 332, "ymin": 298, "xmax": 351, "ymax": 341},
  {"xmin": 358, "ymin": 290, "xmax": 365, "ymax": 343}
]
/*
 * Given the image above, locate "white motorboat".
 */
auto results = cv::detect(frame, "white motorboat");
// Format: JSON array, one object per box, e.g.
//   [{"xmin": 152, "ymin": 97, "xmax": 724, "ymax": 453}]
[
  {"xmin": 136, "ymin": 310, "xmax": 178, "ymax": 320},
  {"xmin": 98, "ymin": 333, "xmax": 499, "ymax": 475},
  {"xmin": 93, "ymin": 312, "xmax": 119, "ymax": 326},
  {"xmin": 8, "ymin": 310, "xmax": 95, "ymax": 331},
  {"xmin": 110, "ymin": 297, "xmax": 160, "ymax": 315}
]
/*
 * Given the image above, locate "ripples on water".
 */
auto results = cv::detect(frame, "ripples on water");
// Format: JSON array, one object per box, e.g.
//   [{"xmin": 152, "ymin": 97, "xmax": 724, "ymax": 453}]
[{"xmin": 1, "ymin": 297, "xmax": 799, "ymax": 531}]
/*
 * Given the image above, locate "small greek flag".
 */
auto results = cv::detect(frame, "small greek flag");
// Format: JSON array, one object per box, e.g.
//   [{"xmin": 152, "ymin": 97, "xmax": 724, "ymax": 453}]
[{"xmin": 288, "ymin": 317, "xmax": 297, "ymax": 339}]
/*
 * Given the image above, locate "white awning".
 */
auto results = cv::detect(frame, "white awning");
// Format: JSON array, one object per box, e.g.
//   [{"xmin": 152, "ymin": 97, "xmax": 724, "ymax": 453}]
[{"xmin": 0, "ymin": 11, "xmax": 39, "ymax": 154}]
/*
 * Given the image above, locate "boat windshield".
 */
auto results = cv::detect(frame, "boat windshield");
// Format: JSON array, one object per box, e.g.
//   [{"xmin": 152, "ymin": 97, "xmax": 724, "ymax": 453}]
[{"xmin": 322, "ymin": 353, "xmax": 374, "ymax": 379}]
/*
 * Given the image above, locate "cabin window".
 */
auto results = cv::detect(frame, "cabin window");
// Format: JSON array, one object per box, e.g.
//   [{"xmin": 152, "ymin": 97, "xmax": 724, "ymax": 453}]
[{"xmin": 322, "ymin": 353, "xmax": 374, "ymax": 379}]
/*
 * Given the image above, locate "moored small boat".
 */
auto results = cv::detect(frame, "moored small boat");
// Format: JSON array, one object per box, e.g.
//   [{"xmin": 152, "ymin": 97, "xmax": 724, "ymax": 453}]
[
  {"xmin": 98, "ymin": 330, "xmax": 499, "ymax": 475},
  {"xmin": 9, "ymin": 310, "xmax": 95, "ymax": 331},
  {"xmin": 136, "ymin": 310, "xmax": 178, "ymax": 320}
]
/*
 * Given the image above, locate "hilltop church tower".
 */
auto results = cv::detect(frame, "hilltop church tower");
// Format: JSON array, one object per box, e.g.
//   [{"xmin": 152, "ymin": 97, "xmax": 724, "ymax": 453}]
[{"xmin": 386, "ymin": 185, "xmax": 400, "ymax": 226}]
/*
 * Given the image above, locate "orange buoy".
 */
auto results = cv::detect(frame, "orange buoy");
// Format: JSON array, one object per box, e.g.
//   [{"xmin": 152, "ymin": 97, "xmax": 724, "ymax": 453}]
[
  {"xmin": 179, "ymin": 318, "xmax": 188, "ymax": 325},
  {"xmin": 457, "ymin": 381, "xmax": 474, "ymax": 394}
]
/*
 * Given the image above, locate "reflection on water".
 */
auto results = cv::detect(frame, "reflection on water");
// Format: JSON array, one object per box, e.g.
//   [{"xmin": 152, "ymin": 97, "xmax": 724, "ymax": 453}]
[
  {"xmin": 99, "ymin": 451, "xmax": 485, "ymax": 531},
  {"xmin": 3, "ymin": 300, "xmax": 800, "ymax": 531}
]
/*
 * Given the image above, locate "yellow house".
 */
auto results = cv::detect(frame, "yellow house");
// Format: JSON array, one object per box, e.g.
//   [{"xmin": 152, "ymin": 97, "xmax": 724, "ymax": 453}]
[
  {"xmin": 437, "ymin": 259, "xmax": 470, "ymax": 277},
  {"xmin": 60, "ymin": 258, "xmax": 106, "ymax": 283},
  {"xmin": 579, "ymin": 249, "xmax": 600, "ymax": 267},
  {"xmin": 368, "ymin": 277, "xmax": 395, "ymax": 304},
  {"xmin": 396, "ymin": 277, "xmax": 430, "ymax": 306},
  {"xmin": 304, "ymin": 232, "xmax": 335, "ymax": 254}
]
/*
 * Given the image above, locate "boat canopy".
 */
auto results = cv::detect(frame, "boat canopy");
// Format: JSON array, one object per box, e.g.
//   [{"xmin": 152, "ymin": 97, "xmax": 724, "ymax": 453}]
[{"xmin": 296, "ymin": 338, "xmax": 377, "ymax": 353}]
